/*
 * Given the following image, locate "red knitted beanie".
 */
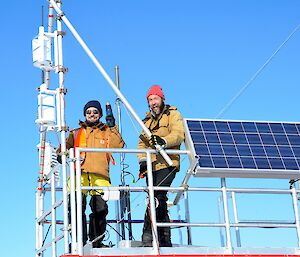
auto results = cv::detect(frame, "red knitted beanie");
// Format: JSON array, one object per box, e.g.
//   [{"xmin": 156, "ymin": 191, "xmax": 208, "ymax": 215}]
[{"xmin": 146, "ymin": 85, "xmax": 165, "ymax": 100}]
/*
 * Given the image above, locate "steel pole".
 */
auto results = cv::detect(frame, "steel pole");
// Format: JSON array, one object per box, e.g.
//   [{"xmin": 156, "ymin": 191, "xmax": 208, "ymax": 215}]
[
  {"xmin": 55, "ymin": 0, "xmax": 69, "ymax": 252},
  {"xmin": 115, "ymin": 65, "xmax": 126, "ymax": 241},
  {"xmin": 146, "ymin": 152, "xmax": 159, "ymax": 254}
]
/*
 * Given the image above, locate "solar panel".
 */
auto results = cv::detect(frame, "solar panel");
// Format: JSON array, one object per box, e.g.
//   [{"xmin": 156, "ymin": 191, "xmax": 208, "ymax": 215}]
[{"xmin": 184, "ymin": 119, "xmax": 300, "ymax": 179}]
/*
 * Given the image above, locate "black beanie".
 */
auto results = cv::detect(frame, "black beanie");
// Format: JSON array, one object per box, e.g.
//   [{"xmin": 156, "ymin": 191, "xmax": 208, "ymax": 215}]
[{"xmin": 83, "ymin": 100, "xmax": 103, "ymax": 116}]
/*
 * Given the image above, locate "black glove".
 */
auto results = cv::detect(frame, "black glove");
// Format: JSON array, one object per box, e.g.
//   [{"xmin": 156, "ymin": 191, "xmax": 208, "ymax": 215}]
[
  {"xmin": 57, "ymin": 154, "xmax": 62, "ymax": 164},
  {"xmin": 106, "ymin": 115, "xmax": 115, "ymax": 128},
  {"xmin": 139, "ymin": 161, "xmax": 147, "ymax": 179},
  {"xmin": 149, "ymin": 135, "xmax": 166, "ymax": 147}
]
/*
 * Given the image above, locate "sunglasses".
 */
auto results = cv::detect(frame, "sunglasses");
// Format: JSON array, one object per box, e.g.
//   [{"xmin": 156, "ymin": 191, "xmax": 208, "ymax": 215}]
[{"xmin": 86, "ymin": 110, "xmax": 99, "ymax": 115}]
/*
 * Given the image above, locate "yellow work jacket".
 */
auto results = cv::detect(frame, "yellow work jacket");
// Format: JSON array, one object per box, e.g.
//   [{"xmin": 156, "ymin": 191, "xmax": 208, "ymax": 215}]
[{"xmin": 137, "ymin": 105, "xmax": 185, "ymax": 171}]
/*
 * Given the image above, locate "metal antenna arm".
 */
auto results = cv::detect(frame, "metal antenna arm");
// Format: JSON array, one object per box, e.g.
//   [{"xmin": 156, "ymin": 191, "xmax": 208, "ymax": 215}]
[{"xmin": 49, "ymin": 0, "xmax": 173, "ymax": 166}]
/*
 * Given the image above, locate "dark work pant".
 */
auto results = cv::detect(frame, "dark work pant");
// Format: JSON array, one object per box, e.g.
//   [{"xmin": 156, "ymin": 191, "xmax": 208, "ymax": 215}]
[
  {"xmin": 142, "ymin": 166, "xmax": 177, "ymax": 246},
  {"xmin": 89, "ymin": 195, "xmax": 108, "ymax": 247},
  {"xmin": 68, "ymin": 194, "xmax": 108, "ymax": 248},
  {"xmin": 68, "ymin": 194, "xmax": 88, "ymax": 246}
]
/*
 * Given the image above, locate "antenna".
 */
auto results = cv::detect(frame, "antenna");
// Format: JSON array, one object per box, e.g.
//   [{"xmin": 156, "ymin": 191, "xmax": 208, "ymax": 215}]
[{"xmin": 114, "ymin": 65, "xmax": 133, "ymax": 241}]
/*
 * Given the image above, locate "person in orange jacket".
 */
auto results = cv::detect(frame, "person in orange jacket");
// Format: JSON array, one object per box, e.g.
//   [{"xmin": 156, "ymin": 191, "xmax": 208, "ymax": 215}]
[
  {"xmin": 59, "ymin": 100, "xmax": 124, "ymax": 248},
  {"xmin": 137, "ymin": 85, "xmax": 185, "ymax": 247}
]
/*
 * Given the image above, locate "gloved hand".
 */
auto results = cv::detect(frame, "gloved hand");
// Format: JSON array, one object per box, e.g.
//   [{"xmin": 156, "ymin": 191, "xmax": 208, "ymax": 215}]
[
  {"xmin": 139, "ymin": 161, "xmax": 147, "ymax": 179},
  {"xmin": 57, "ymin": 154, "xmax": 62, "ymax": 164},
  {"xmin": 106, "ymin": 114, "xmax": 115, "ymax": 128},
  {"xmin": 149, "ymin": 135, "xmax": 166, "ymax": 147}
]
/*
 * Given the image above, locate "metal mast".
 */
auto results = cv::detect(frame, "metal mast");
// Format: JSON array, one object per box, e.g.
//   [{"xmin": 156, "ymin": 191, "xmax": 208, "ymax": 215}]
[{"xmin": 114, "ymin": 65, "xmax": 133, "ymax": 241}]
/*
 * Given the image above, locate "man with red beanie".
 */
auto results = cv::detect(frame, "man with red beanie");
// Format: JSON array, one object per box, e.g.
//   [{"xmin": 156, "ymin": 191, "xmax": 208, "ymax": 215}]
[{"xmin": 137, "ymin": 85, "xmax": 185, "ymax": 247}]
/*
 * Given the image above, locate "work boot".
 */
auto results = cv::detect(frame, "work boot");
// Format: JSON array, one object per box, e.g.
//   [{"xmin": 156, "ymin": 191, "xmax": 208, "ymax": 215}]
[
  {"xmin": 142, "ymin": 232, "xmax": 153, "ymax": 247},
  {"xmin": 92, "ymin": 241, "xmax": 110, "ymax": 248},
  {"xmin": 142, "ymin": 211, "xmax": 153, "ymax": 247},
  {"xmin": 89, "ymin": 213, "xmax": 107, "ymax": 248},
  {"xmin": 158, "ymin": 228, "xmax": 172, "ymax": 247}
]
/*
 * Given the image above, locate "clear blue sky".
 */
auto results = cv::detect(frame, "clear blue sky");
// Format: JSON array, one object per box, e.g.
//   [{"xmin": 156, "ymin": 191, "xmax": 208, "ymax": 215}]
[{"xmin": 2, "ymin": 1, "xmax": 300, "ymax": 256}]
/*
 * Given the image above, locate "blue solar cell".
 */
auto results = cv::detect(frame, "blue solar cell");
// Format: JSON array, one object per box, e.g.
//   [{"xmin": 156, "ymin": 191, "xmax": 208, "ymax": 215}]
[
  {"xmin": 242, "ymin": 122, "xmax": 258, "ymax": 133},
  {"xmin": 292, "ymin": 147, "xmax": 300, "ymax": 158},
  {"xmin": 205, "ymin": 132, "xmax": 220, "ymax": 143},
  {"xmin": 255, "ymin": 158, "xmax": 270, "ymax": 169},
  {"xmin": 283, "ymin": 159, "xmax": 299, "ymax": 170},
  {"xmin": 296, "ymin": 124, "xmax": 300, "ymax": 133},
  {"xmin": 269, "ymin": 123, "xmax": 285, "ymax": 134},
  {"xmin": 232, "ymin": 134, "xmax": 248, "ymax": 144},
  {"xmin": 236, "ymin": 145, "xmax": 252, "ymax": 156},
  {"xmin": 228, "ymin": 122, "xmax": 243, "ymax": 132},
  {"xmin": 260, "ymin": 134, "xmax": 276, "ymax": 145},
  {"xmin": 277, "ymin": 146, "xmax": 294, "ymax": 157},
  {"xmin": 212, "ymin": 156, "xmax": 228, "ymax": 168},
  {"xmin": 222, "ymin": 145, "xmax": 238, "ymax": 156},
  {"xmin": 198, "ymin": 156, "xmax": 214, "ymax": 168},
  {"xmin": 250, "ymin": 146, "xmax": 266, "ymax": 157},
  {"xmin": 219, "ymin": 133, "xmax": 234, "ymax": 144},
  {"xmin": 195, "ymin": 144, "xmax": 210, "ymax": 155},
  {"xmin": 274, "ymin": 134, "xmax": 289, "ymax": 145},
  {"xmin": 215, "ymin": 121, "xmax": 230, "ymax": 132},
  {"xmin": 190, "ymin": 132, "xmax": 206, "ymax": 143},
  {"xmin": 268, "ymin": 158, "xmax": 285, "ymax": 169},
  {"xmin": 296, "ymin": 159, "xmax": 300, "ymax": 168},
  {"xmin": 227, "ymin": 157, "xmax": 242, "ymax": 168},
  {"xmin": 283, "ymin": 123, "xmax": 299, "ymax": 134},
  {"xmin": 240, "ymin": 157, "xmax": 256, "ymax": 169},
  {"xmin": 201, "ymin": 121, "xmax": 216, "ymax": 132},
  {"xmin": 287, "ymin": 135, "xmax": 300, "ymax": 146},
  {"xmin": 256, "ymin": 123, "xmax": 271, "ymax": 133},
  {"xmin": 187, "ymin": 120, "xmax": 202, "ymax": 131},
  {"xmin": 264, "ymin": 146, "xmax": 280, "ymax": 157},
  {"xmin": 246, "ymin": 134, "xmax": 262, "ymax": 145},
  {"xmin": 208, "ymin": 144, "xmax": 223, "ymax": 156}
]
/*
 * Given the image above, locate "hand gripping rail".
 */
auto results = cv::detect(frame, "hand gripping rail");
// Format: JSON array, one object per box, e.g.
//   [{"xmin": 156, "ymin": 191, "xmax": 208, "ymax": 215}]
[{"xmin": 48, "ymin": 0, "xmax": 173, "ymax": 166}]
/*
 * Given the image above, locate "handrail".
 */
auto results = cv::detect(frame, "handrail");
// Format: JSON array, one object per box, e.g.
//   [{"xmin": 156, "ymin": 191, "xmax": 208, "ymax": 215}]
[{"xmin": 36, "ymin": 146, "xmax": 300, "ymax": 257}]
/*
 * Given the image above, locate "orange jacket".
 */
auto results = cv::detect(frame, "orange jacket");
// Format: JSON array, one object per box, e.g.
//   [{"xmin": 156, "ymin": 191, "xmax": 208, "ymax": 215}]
[{"xmin": 66, "ymin": 121, "xmax": 124, "ymax": 181}]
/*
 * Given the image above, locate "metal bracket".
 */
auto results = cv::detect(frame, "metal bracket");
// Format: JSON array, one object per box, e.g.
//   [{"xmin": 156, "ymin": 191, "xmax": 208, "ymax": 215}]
[
  {"xmin": 58, "ymin": 88, "xmax": 68, "ymax": 94},
  {"xmin": 182, "ymin": 183, "xmax": 189, "ymax": 191},
  {"xmin": 57, "ymin": 66, "xmax": 68, "ymax": 73},
  {"xmin": 57, "ymin": 31, "xmax": 66, "ymax": 37},
  {"xmin": 60, "ymin": 125, "xmax": 69, "ymax": 132},
  {"xmin": 56, "ymin": 11, "xmax": 65, "ymax": 20}
]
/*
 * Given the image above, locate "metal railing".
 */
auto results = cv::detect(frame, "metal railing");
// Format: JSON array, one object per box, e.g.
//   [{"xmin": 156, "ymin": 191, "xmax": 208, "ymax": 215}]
[{"xmin": 36, "ymin": 147, "xmax": 300, "ymax": 257}]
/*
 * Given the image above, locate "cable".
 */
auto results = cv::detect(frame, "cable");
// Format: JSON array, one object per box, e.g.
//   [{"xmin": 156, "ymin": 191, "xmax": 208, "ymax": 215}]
[
  {"xmin": 122, "ymin": 102, "xmax": 143, "ymax": 136},
  {"xmin": 42, "ymin": 224, "xmax": 52, "ymax": 247},
  {"xmin": 289, "ymin": 179, "xmax": 300, "ymax": 189},
  {"xmin": 216, "ymin": 22, "xmax": 300, "ymax": 118}
]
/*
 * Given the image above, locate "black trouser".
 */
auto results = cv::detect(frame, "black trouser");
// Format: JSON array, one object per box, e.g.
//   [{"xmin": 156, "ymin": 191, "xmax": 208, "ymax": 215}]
[
  {"xmin": 89, "ymin": 195, "xmax": 108, "ymax": 247},
  {"xmin": 142, "ymin": 166, "xmax": 177, "ymax": 247},
  {"xmin": 68, "ymin": 194, "xmax": 88, "ymax": 246},
  {"xmin": 68, "ymin": 194, "xmax": 108, "ymax": 248}
]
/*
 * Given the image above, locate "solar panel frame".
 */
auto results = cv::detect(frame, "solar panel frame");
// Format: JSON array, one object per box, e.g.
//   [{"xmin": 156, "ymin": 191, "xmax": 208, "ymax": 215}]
[{"xmin": 184, "ymin": 118, "xmax": 300, "ymax": 179}]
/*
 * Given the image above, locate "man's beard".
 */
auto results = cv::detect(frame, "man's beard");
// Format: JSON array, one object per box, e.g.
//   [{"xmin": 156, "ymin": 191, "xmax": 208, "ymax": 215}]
[
  {"xmin": 150, "ymin": 102, "xmax": 165, "ymax": 118},
  {"xmin": 85, "ymin": 119, "xmax": 100, "ymax": 127}
]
